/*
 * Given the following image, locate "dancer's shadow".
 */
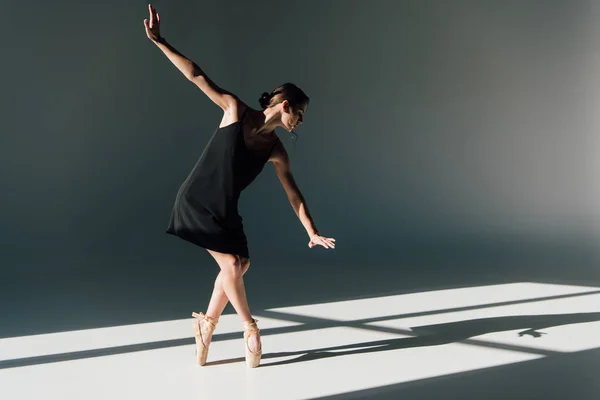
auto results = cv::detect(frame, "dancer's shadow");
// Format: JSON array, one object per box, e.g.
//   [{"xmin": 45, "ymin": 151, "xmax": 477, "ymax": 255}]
[{"xmin": 206, "ymin": 312, "xmax": 600, "ymax": 367}]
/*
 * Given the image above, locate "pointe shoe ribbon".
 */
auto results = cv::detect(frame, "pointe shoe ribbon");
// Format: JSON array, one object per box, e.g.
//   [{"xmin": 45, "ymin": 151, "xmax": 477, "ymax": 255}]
[
  {"xmin": 192, "ymin": 312, "xmax": 218, "ymax": 366},
  {"xmin": 243, "ymin": 318, "xmax": 262, "ymax": 368}
]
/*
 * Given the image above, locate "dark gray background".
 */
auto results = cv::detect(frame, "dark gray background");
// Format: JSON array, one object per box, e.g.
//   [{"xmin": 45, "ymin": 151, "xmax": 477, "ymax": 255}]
[
  {"xmin": 2, "ymin": 1, "xmax": 599, "ymax": 398},
  {"xmin": 2, "ymin": 0, "xmax": 598, "ymax": 270}
]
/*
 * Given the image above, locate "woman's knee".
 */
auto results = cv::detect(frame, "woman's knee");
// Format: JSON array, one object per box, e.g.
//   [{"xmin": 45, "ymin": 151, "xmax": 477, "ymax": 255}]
[{"xmin": 219, "ymin": 254, "xmax": 243, "ymax": 278}]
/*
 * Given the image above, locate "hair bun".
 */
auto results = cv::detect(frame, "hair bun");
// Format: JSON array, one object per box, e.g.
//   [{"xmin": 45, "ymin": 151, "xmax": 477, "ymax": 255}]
[{"xmin": 258, "ymin": 92, "xmax": 271, "ymax": 110}]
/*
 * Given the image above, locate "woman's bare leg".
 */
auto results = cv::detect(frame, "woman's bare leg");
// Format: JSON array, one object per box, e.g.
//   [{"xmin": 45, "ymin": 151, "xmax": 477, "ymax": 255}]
[
  {"xmin": 203, "ymin": 251, "xmax": 259, "ymax": 352},
  {"xmin": 205, "ymin": 257, "xmax": 250, "ymax": 319},
  {"xmin": 205, "ymin": 250, "xmax": 252, "ymax": 321}
]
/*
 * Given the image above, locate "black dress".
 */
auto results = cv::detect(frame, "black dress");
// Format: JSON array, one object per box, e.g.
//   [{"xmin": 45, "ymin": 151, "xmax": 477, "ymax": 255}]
[{"xmin": 166, "ymin": 107, "xmax": 279, "ymax": 258}]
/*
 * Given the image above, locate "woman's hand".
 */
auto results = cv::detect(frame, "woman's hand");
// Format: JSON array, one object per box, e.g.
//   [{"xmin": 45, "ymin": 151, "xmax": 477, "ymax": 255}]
[
  {"xmin": 309, "ymin": 233, "xmax": 336, "ymax": 249},
  {"xmin": 143, "ymin": 4, "xmax": 161, "ymax": 42}
]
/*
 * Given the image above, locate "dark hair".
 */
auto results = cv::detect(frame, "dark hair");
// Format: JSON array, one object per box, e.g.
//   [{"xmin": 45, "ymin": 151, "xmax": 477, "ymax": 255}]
[
  {"xmin": 259, "ymin": 82, "xmax": 310, "ymax": 110},
  {"xmin": 258, "ymin": 83, "xmax": 309, "ymax": 144}
]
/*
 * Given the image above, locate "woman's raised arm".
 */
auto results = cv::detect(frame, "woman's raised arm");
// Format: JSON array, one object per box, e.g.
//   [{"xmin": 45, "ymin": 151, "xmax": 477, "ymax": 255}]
[{"xmin": 144, "ymin": 4, "xmax": 236, "ymax": 111}]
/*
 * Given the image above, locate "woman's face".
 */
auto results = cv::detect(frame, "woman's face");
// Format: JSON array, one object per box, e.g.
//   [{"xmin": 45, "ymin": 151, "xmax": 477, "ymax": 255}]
[{"xmin": 282, "ymin": 101, "xmax": 307, "ymax": 132}]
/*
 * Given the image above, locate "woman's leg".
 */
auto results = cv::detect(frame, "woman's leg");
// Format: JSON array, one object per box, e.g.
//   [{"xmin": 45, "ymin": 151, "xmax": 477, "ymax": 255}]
[
  {"xmin": 205, "ymin": 250, "xmax": 253, "ymax": 322},
  {"xmin": 205, "ymin": 256, "xmax": 250, "ymax": 319},
  {"xmin": 203, "ymin": 251, "xmax": 259, "ymax": 353}
]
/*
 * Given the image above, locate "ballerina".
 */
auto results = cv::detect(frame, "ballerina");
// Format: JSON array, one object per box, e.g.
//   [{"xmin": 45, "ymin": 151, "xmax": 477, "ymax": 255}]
[{"xmin": 144, "ymin": 4, "xmax": 336, "ymax": 368}]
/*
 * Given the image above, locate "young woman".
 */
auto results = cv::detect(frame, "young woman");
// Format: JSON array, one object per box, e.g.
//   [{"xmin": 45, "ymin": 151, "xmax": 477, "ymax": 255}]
[{"xmin": 144, "ymin": 4, "xmax": 336, "ymax": 368}]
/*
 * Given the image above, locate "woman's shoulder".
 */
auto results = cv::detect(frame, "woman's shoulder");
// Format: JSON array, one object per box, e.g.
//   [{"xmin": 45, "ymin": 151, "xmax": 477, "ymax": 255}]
[
  {"xmin": 238, "ymin": 97, "xmax": 265, "ymax": 115},
  {"xmin": 219, "ymin": 98, "xmax": 253, "ymax": 127}
]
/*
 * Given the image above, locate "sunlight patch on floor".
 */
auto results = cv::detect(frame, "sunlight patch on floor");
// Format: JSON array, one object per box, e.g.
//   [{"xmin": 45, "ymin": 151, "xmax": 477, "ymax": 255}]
[{"xmin": 1, "ymin": 282, "xmax": 598, "ymax": 400}]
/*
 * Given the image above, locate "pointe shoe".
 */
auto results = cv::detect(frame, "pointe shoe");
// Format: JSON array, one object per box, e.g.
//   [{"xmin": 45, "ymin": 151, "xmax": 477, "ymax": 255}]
[
  {"xmin": 192, "ymin": 312, "xmax": 218, "ymax": 366},
  {"xmin": 243, "ymin": 318, "xmax": 262, "ymax": 368}
]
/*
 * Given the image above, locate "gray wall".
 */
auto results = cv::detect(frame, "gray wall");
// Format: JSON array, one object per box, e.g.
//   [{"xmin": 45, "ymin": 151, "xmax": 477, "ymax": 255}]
[{"xmin": 2, "ymin": 0, "xmax": 598, "ymax": 273}]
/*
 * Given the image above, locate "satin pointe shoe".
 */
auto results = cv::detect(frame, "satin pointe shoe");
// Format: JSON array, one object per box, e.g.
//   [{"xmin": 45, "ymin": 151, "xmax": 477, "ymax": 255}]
[
  {"xmin": 243, "ymin": 318, "xmax": 262, "ymax": 368},
  {"xmin": 192, "ymin": 312, "xmax": 219, "ymax": 366}
]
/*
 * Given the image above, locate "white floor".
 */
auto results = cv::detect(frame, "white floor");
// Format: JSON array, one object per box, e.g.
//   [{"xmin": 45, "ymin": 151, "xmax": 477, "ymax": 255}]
[{"xmin": 1, "ymin": 282, "xmax": 599, "ymax": 399}]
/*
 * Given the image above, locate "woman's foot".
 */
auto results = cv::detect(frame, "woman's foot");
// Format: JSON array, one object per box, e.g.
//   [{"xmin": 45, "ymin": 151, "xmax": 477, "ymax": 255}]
[
  {"xmin": 192, "ymin": 312, "xmax": 218, "ymax": 366},
  {"xmin": 243, "ymin": 318, "xmax": 262, "ymax": 368}
]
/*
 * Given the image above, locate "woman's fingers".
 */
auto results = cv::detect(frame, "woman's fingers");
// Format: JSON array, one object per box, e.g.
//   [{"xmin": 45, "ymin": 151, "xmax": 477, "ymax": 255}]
[
  {"xmin": 323, "ymin": 237, "xmax": 335, "ymax": 248},
  {"xmin": 144, "ymin": 4, "xmax": 161, "ymax": 41},
  {"xmin": 320, "ymin": 238, "xmax": 334, "ymax": 249},
  {"xmin": 148, "ymin": 4, "xmax": 159, "ymax": 27}
]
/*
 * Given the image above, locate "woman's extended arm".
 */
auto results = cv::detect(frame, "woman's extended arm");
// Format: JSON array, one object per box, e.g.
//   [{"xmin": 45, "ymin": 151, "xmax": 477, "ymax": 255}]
[
  {"xmin": 271, "ymin": 142, "xmax": 336, "ymax": 249},
  {"xmin": 143, "ymin": 4, "xmax": 236, "ymax": 111}
]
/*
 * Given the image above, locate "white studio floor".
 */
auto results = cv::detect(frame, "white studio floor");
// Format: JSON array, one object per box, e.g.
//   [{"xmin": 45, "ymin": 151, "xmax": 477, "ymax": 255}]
[{"xmin": 1, "ymin": 281, "xmax": 599, "ymax": 400}]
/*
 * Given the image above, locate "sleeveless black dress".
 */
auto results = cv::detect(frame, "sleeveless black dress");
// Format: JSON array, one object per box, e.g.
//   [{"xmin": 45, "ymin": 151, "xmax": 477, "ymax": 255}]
[{"xmin": 166, "ymin": 107, "xmax": 279, "ymax": 258}]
